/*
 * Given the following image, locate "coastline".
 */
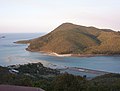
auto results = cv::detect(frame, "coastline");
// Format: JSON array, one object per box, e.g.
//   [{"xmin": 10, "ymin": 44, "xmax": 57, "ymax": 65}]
[
  {"xmin": 14, "ymin": 42, "xmax": 120, "ymax": 57},
  {"xmin": 60, "ymin": 66, "xmax": 111, "ymax": 79},
  {"xmin": 29, "ymin": 50, "xmax": 120, "ymax": 57},
  {"xmin": 11, "ymin": 42, "xmax": 120, "ymax": 78},
  {"xmin": 7, "ymin": 61, "xmax": 111, "ymax": 79},
  {"xmin": 44, "ymin": 51, "xmax": 120, "ymax": 57}
]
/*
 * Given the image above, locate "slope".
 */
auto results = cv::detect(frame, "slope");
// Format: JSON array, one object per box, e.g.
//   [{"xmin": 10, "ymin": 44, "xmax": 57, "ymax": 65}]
[{"xmin": 16, "ymin": 23, "xmax": 120, "ymax": 55}]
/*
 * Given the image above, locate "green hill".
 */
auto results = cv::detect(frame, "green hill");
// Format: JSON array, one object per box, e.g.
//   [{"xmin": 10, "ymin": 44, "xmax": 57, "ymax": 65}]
[{"xmin": 16, "ymin": 23, "xmax": 120, "ymax": 55}]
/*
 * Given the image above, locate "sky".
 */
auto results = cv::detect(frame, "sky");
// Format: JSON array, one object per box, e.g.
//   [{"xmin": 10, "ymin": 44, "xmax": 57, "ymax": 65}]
[{"xmin": 0, "ymin": 0, "xmax": 120, "ymax": 33}]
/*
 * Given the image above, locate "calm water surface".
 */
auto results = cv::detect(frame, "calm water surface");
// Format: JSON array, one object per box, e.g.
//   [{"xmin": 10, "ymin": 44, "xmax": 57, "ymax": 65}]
[{"xmin": 0, "ymin": 33, "xmax": 120, "ymax": 73}]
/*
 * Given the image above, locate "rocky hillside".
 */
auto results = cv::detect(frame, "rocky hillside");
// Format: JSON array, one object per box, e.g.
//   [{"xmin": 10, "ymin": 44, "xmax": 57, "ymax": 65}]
[{"xmin": 16, "ymin": 23, "xmax": 120, "ymax": 54}]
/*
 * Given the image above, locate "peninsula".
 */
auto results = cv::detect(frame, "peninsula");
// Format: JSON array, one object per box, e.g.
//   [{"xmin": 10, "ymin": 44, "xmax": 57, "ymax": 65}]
[{"xmin": 16, "ymin": 23, "xmax": 120, "ymax": 56}]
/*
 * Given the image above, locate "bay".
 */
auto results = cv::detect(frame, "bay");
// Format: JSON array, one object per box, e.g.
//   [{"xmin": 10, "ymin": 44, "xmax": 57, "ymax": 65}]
[{"xmin": 0, "ymin": 33, "xmax": 120, "ymax": 74}]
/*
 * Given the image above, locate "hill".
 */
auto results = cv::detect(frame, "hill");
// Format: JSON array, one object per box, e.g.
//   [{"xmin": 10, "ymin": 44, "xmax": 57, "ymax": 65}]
[
  {"xmin": 16, "ymin": 23, "xmax": 120, "ymax": 55},
  {"xmin": 0, "ymin": 63, "xmax": 60, "ymax": 90},
  {"xmin": 1, "ymin": 64, "xmax": 120, "ymax": 91},
  {"xmin": 49, "ymin": 73, "xmax": 120, "ymax": 91}
]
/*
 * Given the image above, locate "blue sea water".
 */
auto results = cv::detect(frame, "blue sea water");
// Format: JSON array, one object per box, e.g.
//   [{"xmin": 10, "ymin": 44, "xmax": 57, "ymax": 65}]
[{"xmin": 0, "ymin": 33, "xmax": 120, "ymax": 73}]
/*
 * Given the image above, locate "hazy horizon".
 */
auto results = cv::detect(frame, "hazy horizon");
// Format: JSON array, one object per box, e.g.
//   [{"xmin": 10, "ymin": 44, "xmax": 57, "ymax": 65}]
[{"xmin": 0, "ymin": 0, "xmax": 120, "ymax": 33}]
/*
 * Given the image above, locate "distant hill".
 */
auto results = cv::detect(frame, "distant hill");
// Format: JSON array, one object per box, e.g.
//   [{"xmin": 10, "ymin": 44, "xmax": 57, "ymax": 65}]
[{"xmin": 16, "ymin": 23, "xmax": 120, "ymax": 55}]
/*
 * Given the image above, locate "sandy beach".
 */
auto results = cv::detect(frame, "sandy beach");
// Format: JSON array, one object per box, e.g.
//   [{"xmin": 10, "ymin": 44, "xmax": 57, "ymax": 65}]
[{"xmin": 37, "ymin": 51, "xmax": 119, "ymax": 57}]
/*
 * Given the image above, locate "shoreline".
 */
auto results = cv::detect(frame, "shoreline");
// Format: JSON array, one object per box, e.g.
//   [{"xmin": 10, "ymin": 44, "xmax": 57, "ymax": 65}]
[
  {"xmin": 5, "ymin": 52, "xmax": 112, "ymax": 77},
  {"xmin": 7, "ymin": 61, "xmax": 112, "ymax": 79},
  {"xmin": 43, "ymin": 52, "xmax": 120, "ymax": 57},
  {"xmin": 61, "ymin": 66, "xmax": 111, "ymax": 75},
  {"xmin": 29, "ymin": 50, "xmax": 120, "ymax": 57},
  {"xmin": 46, "ymin": 52, "xmax": 120, "ymax": 57},
  {"xmin": 14, "ymin": 42, "xmax": 120, "ymax": 57}
]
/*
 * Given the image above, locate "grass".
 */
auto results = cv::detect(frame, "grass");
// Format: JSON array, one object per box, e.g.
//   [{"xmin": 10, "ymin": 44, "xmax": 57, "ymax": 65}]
[{"xmin": 16, "ymin": 23, "xmax": 120, "ymax": 55}]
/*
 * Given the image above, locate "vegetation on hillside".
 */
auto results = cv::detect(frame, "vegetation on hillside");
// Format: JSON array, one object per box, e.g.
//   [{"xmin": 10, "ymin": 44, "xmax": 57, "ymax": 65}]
[
  {"xmin": 8, "ymin": 62, "xmax": 60, "ymax": 79},
  {"xmin": 0, "ymin": 63, "xmax": 60, "ymax": 90},
  {"xmin": 1, "ymin": 64, "xmax": 120, "ymax": 91},
  {"xmin": 16, "ymin": 23, "xmax": 120, "ymax": 55}
]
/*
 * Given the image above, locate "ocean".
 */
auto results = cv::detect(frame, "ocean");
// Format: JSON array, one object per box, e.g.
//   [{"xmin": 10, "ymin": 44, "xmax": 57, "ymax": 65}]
[{"xmin": 0, "ymin": 33, "xmax": 120, "ymax": 74}]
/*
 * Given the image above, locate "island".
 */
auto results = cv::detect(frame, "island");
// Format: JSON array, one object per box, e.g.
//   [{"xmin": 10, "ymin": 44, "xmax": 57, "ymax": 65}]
[{"xmin": 15, "ymin": 23, "xmax": 120, "ymax": 56}]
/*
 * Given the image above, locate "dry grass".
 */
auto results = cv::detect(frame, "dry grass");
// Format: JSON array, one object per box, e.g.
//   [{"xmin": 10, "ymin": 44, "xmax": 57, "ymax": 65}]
[{"xmin": 18, "ymin": 23, "xmax": 120, "ymax": 54}]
